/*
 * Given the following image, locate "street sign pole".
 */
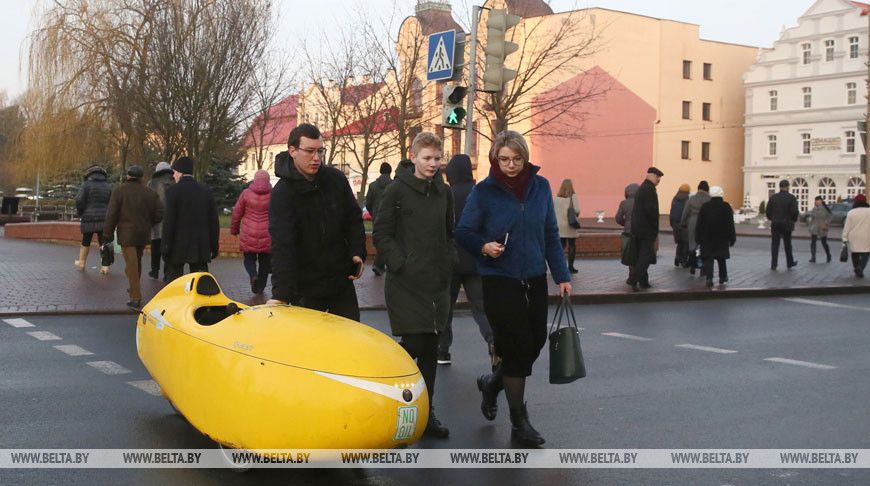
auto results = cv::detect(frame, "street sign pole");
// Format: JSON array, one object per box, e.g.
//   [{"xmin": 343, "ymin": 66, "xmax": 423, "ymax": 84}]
[{"xmin": 464, "ymin": 5, "xmax": 480, "ymax": 156}]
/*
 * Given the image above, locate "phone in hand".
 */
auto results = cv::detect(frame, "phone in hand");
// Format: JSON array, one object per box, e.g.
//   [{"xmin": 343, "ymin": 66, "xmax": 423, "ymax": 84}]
[
  {"xmin": 351, "ymin": 260, "xmax": 363, "ymax": 277},
  {"xmin": 496, "ymin": 233, "xmax": 509, "ymax": 246}
]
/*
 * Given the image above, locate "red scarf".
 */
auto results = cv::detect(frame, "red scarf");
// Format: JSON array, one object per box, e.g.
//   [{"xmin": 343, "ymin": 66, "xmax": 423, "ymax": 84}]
[{"xmin": 490, "ymin": 161, "xmax": 533, "ymax": 201}]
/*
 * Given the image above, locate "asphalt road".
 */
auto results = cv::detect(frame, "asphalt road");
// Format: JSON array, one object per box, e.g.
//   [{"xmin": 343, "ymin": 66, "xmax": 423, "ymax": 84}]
[{"xmin": 2, "ymin": 295, "xmax": 869, "ymax": 485}]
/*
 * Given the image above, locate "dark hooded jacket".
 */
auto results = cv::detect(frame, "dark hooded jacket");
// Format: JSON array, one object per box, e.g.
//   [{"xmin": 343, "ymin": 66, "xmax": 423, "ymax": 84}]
[
  {"xmin": 76, "ymin": 166, "xmax": 113, "ymax": 235},
  {"xmin": 615, "ymin": 183, "xmax": 638, "ymax": 236},
  {"xmin": 669, "ymin": 189, "xmax": 689, "ymax": 225},
  {"xmin": 269, "ymin": 151, "xmax": 366, "ymax": 302},
  {"xmin": 631, "ymin": 178, "xmax": 660, "ymax": 239},
  {"xmin": 372, "ymin": 160, "xmax": 457, "ymax": 335},
  {"xmin": 445, "ymin": 154, "xmax": 478, "ymax": 275},
  {"xmin": 695, "ymin": 197, "xmax": 736, "ymax": 259},
  {"xmin": 160, "ymin": 175, "xmax": 218, "ymax": 263},
  {"xmin": 365, "ymin": 172, "xmax": 393, "ymax": 220}
]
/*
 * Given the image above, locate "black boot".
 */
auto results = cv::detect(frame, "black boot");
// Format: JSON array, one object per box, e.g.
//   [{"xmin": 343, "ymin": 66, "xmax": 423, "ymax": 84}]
[
  {"xmin": 424, "ymin": 407, "xmax": 449, "ymax": 438},
  {"xmin": 476, "ymin": 369, "xmax": 503, "ymax": 421},
  {"xmin": 509, "ymin": 403, "xmax": 545, "ymax": 446}
]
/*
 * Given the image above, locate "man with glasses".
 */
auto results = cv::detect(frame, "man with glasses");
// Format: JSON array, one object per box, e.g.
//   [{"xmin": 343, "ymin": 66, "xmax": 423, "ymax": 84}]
[{"xmin": 267, "ymin": 123, "xmax": 367, "ymax": 320}]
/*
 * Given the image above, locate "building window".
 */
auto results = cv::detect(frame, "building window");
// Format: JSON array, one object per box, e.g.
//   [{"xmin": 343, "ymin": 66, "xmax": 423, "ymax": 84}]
[
  {"xmin": 802, "ymin": 43, "xmax": 812, "ymax": 64},
  {"xmin": 793, "ymin": 178, "xmax": 810, "ymax": 212},
  {"xmin": 825, "ymin": 39, "xmax": 834, "ymax": 61},
  {"xmin": 768, "ymin": 135, "xmax": 777, "ymax": 156},
  {"xmin": 701, "ymin": 142, "xmax": 711, "ymax": 161},
  {"xmin": 681, "ymin": 141, "xmax": 690, "ymax": 159},
  {"xmin": 703, "ymin": 63, "xmax": 712, "ymax": 80},
  {"xmin": 847, "ymin": 176, "xmax": 866, "ymax": 199},
  {"xmin": 846, "ymin": 131, "xmax": 856, "ymax": 153},
  {"xmin": 818, "ymin": 177, "xmax": 837, "ymax": 204},
  {"xmin": 702, "ymin": 102, "xmax": 711, "ymax": 121},
  {"xmin": 682, "ymin": 60, "xmax": 691, "ymax": 79},
  {"xmin": 769, "ymin": 90, "xmax": 778, "ymax": 111},
  {"xmin": 682, "ymin": 101, "xmax": 691, "ymax": 119},
  {"xmin": 850, "ymin": 36, "xmax": 859, "ymax": 59},
  {"xmin": 802, "ymin": 87, "xmax": 812, "ymax": 108},
  {"xmin": 767, "ymin": 181, "xmax": 778, "ymax": 199},
  {"xmin": 847, "ymin": 82, "xmax": 857, "ymax": 104},
  {"xmin": 801, "ymin": 133, "xmax": 811, "ymax": 154}
]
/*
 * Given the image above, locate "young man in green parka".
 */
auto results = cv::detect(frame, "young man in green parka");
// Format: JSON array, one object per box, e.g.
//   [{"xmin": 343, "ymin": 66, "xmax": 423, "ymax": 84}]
[{"xmin": 372, "ymin": 132, "xmax": 458, "ymax": 439}]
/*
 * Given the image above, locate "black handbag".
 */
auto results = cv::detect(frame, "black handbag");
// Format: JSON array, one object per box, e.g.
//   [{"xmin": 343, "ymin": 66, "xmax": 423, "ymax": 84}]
[
  {"xmin": 840, "ymin": 243, "xmax": 849, "ymax": 263},
  {"xmin": 100, "ymin": 243, "xmax": 114, "ymax": 267},
  {"xmin": 621, "ymin": 235, "xmax": 637, "ymax": 266},
  {"xmin": 567, "ymin": 198, "xmax": 581, "ymax": 229},
  {"xmin": 549, "ymin": 294, "xmax": 586, "ymax": 384}
]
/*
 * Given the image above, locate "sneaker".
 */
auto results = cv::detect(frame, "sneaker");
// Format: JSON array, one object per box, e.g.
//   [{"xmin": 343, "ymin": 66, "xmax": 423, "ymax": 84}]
[{"xmin": 436, "ymin": 351, "xmax": 452, "ymax": 365}]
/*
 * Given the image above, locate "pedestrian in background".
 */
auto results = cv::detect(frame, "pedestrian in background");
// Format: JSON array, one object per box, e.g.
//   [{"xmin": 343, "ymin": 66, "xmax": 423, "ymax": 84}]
[
  {"xmin": 680, "ymin": 181, "xmax": 711, "ymax": 275},
  {"xmin": 147, "ymin": 161, "xmax": 174, "ymax": 279},
  {"xmin": 629, "ymin": 167, "xmax": 664, "ymax": 290},
  {"xmin": 365, "ymin": 161, "xmax": 393, "ymax": 276},
  {"xmin": 615, "ymin": 183, "xmax": 638, "ymax": 283},
  {"xmin": 373, "ymin": 132, "xmax": 457, "ymax": 438},
  {"xmin": 231, "ymin": 169, "xmax": 272, "ymax": 294},
  {"xmin": 553, "ymin": 178, "xmax": 580, "ymax": 274},
  {"xmin": 161, "ymin": 156, "xmax": 220, "ymax": 282},
  {"xmin": 74, "ymin": 165, "xmax": 113, "ymax": 274},
  {"xmin": 669, "ymin": 183, "xmax": 690, "ymax": 267},
  {"xmin": 766, "ymin": 179, "xmax": 799, "ymax": 270},
  {"xmin": 842, "ymin": 193, "xmax": 870, "ymax": 278},
  {"xmin": 440, "ymin": 153, "xmax": 494, "ymax": 367},
  {"xmin": 103, "ymin": 165, "xmax": 163, "ymax": 309},
  {"xmin": 807, "ymin": 195, "xmax": 832, "ymax": 263},
  {"xmin": 694, "ymin": 186, "xmax": 735, "ymax": 286},
  {"xmin": 455, "ymin": 130, "xmax": 571, "ymax": 447}
]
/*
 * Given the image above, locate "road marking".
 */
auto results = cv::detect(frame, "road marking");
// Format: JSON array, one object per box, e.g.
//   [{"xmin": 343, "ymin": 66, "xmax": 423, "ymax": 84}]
[
  {"xmin": 26, "ymin": 331, "xmax": 62, "ymax": 341},
  {"xmin": 764, "ymin": 357, "xmax": 837, "ymax": 370},
  {"xmin": 87, "ymin": 361, "xmax": 131, "ymax": 375},
  {"xmin": 781, "ymin": 297, "xmax": 870, "ymax": 311},
  {"xmin": 53, "ymin": 344, "xmax": 94, "ymax": 356},
  {"xmin": 127, "ymin": 380, "xmax": 161, "ymax": 397},
  {"xmin": 676, "ymin": 344, "xmax": 738, "ymax": 354},
  {"xmin": 3, "ymin": 318, "xmax": 35, "ymax": 328},
  {"xmin": 601, "ymin": 332, "xmax": 653, "ymax": 342}
]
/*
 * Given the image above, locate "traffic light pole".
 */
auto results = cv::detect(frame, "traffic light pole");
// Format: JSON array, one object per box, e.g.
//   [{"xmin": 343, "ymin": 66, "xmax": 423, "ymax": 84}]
[
  {"xmin": 464, "ymin": 5, "xmax": 480, "ymax": 156},
  {"xmin": 865, "ymin": 9, "xmax": 870, "ymax": 188}
]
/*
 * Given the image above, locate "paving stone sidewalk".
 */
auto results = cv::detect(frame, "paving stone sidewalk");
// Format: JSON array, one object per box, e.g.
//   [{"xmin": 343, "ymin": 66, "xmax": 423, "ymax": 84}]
[{"xmin": 1, "ymin": 226, "xmax": 867, "ymax": 316}]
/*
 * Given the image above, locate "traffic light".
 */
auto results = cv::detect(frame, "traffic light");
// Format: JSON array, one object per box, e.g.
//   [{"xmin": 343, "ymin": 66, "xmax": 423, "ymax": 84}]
[
  {"xmin": 481, "ymin": 9, "xmax": 520, "ymax": 93},
  {"xmin": 447, "ymin": 33, "xmax": 468, "ymax": 82},
  {"xmin": 442, "ymin": 85, "xmax": 467, "ymax": 129}
]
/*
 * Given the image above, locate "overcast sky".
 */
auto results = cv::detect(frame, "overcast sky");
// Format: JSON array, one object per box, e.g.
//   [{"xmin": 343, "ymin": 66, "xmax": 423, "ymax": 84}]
[{"xmin": 0, "ymin": 0, "xmax": 816, "ymax": 102}]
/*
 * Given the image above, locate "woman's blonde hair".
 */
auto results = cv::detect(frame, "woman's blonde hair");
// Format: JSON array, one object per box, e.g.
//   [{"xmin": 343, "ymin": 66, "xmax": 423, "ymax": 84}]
[
  {"xmin": 489, "ymin": 130, "xmax": 530, "ymax": 165},
  {"xmin": 557, "ymin": 179, "xmax": 575, "ymax": 198}
]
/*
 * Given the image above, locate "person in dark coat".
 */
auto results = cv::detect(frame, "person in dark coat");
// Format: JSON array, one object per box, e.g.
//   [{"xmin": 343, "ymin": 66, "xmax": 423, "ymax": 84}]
[
  {"xmin": 669, "ymin": 183, "xmax": 690, "ymax": 267},
  {"xmin": 373, "ymin": 132, "xmax": 457, "ymax": 438},
  {"xmin": 146, "ymin": 161, "xmax": 174, "ymax": 279},
  {"xmin": 615, "ymin": 183, "xmax": 639, "ymax": 282},
  {"xmin": 266, "ymin": 124, "xmax": 366, "ymax": 320},
  {"xmin": 765, "ymin": 179, "xmax": 799, "ymax": 270},
  {"xmin": 230, "ymin": 169, "xmax": 272, "ymax": 293},
  {"xmin": 439, "ymin": 154, "xmax": 494, "ymax": 367},
  {"xmin": 161, "ymin": 156, "xmax": 220, "ymax": 283},
  {"xmin": 75, "ymin": 165, "xmax": 113, "ymax": 274},
  {"xmin": 680, "ymin": 181, "xmax": 711, "ymax": 275},
  {"xmin": 103, "ymin": 165, "xmax": 163, "ymax": 309},
  {"xmin": 365, "ymin": 162, "xmax": 393, "ymax": 276},
  {"xmin": 695, "ymin": 186, "xmax": 736, "ymax": 286},
  {"xmin": 629, "ymin": 167, "xmax": 663, "ymax": 290}
]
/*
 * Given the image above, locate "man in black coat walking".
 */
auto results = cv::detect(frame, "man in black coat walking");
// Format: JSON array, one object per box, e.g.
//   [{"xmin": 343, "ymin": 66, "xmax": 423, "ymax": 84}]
[
  {"xmin": 765, "ymin": 179, "xmax": 799, "ymax": 270},
  {"xmin": 267, "ymin": 123, "xmax": 367, "ymax": 321},
  {"xmin": 161, "ymin": 156, "xmax": 220, "ymax": 282},
  {"xmin": 629, "ymin": 167, "xmax": 664, "ymax": 290},
  {"xmin": 365, "ymin": 162, "xmax": 393, "ymax": 276}
]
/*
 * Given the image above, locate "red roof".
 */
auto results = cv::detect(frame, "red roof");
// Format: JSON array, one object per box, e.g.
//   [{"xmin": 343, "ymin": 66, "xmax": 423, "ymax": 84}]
[
  {"xmin": 504, "ymin": 0, "xmax": 553, "ymax": 18},
  {"xmin": 327, "ymin": 107, "xmax": 399, "ymax": 138},
  {"xmin": 416, "ymin": 8, "xmax": 465, "ymax": 35},
  {"xmin": 242, "ymin": 95, "xmax": 298, "ymax": 148},
  {"xmin": 342, "ymin": 82, "xmax": 387, "ymax": 106},
  {"xmin": 851, "ymin": 1, "xmax": 869, "ymax": 15}
]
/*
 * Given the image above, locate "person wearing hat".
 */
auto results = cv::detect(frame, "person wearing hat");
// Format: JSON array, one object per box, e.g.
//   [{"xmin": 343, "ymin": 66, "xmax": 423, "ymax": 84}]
[
  {"xmin": 161, "ymin": 156, "xmax": 220, "ymax": 283},
  {"xmin": 765, "ymin": 179, "xmax": 799, "ymax": 270},
  {"xmin": 629, "ymin": 167, "xmax": 664, "ymax": 290},
  {"xmin": 146, "ymin": 161, "xmax": 175, "ymax": 279},
  {"xmin": 103, "ymin": 165, "xmax": 164, "ymax": 310},
  {"xmin": 365, "ymin": 161, "xmax": 394, "ymax": 276},
  {"xmin": 694, "ymin": 186, "xmax": 736, "ymax": 286},
  {"xmin": 74, "ymin": 165, "xmax": 113, "ymax": 274},
  {"xmin": 842, "ymin": 193, "xmax": 870, "ymax": 278},
  {"xmin": 669, "ymin": 183, "xmax": 691, "ymax": 267},
  {"xmin": 680, "ymin": 181, "xmax": 712, "ymax": 275}
]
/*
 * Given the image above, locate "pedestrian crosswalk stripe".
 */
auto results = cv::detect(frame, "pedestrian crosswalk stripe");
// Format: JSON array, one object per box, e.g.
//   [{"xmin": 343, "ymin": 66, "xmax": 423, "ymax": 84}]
[
  {"xmin": 764, "ymin": 357, "xmax": 837, "ymax": 370},
  {"xmin": 676, "ymin": 344, "xmax": 738, "ymax": 354},
  {"xmin": 3, "ymin": 318, "xmax": 35, "ymax": 328},
  {"xmin": 781, "ymin": 297, "xmax": 870, "ymax": 311},
  {"xmin": 26, "ymin": 331, "xmax": 62, "ymax": 341},
  {"xmin": 601, "ymin": 332, "xmax": 653, "ymax": 341},
  {"xmin": 86, "ymin": 361, "xmax": 131, "ymax": 375},
  {"xmin": 53, "ymin": 344, "xmax": 94, "ymax": 356},
  {"xmin": 127, "ymin": 380, "xmax": 161, "ymax": 397}
]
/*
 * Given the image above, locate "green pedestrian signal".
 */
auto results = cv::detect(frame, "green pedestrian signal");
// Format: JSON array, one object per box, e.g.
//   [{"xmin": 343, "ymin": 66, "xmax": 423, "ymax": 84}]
[
  {"xmin": 447, "ymin": 107, "xmax": 466, "ymax": 125},
  {"xmin": 442, "ymin": 85, "xmax": 468, "ymax": 129}
]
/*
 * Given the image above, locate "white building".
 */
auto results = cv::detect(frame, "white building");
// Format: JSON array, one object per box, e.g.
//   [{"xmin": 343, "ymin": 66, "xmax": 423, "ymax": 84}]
[{"xmin": 743, "ymin": 0, "xmax": 867, "ymax": 213}]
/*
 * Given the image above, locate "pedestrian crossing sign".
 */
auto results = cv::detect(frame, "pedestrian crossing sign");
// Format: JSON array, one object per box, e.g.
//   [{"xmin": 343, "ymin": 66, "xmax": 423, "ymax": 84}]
[{"xmin": 427, "ymin": 30, "xmax": 456, "ymax": 82}]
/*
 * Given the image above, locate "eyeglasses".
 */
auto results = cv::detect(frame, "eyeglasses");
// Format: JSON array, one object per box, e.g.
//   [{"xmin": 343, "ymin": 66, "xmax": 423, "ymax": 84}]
[
  {"xmin": 296, "ymin": 147, "xmax": 327, "ymax": 156},
  {"xmin": 497, "ymin": 156, "xmax": 525, "ymax": 167}
]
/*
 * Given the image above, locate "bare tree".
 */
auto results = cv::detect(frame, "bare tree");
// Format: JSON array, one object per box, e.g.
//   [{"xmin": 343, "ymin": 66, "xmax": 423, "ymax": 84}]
[{"xmin": 246, "ymin": 50, "xmax": 296, "ymax": 170}]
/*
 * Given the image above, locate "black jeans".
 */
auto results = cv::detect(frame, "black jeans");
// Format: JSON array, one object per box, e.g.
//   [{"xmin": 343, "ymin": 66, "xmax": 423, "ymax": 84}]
[
  {"xmin": 810, "ymin": 235, "xmax": 830, "ymax": 260},
  {"xmin": 481, "ymin": 274, "xmax": 548, "ymax": 378},
  {"xmin": 400, "ymin": 333, "xmax": 439, "ymax": 400},
  {"xmin": 164, "ymin": 262, "xmax": 209, "ymax": 283},
  {"xmin": 671, "ymin": 222, "xmax": 687, "ymax": 265},
  {"xmin": 150, "ymin": 238, "xmax": 162, "ymax": 275},
  {"xmin": 243, "ymin": 252, "xmax": 271, "ymax": 289},
  {"xmin": 632, "ymin": 237, "xmax": 657, "ymax": 285},
  {"xmin": 702, "ymin": 256, "xmax": 728, "ymax": 282},
  {"xmin": 770, "ymin": 222, "xmax": 795, "ymax": 268},
  {"xmin": 82, "ymin": 232, "xmax": 111, "ymax": 266},
  {"xmin": 291, "ymin": 283, "xmax": 360, "ymax": 322},
  {"xmin": 852, "ymin": 252, "xmax": 869, "ymax": 276},
  {"xmin": 560, "ymin": 237, "xmax": 576, "ymax": 269},
  {"xmin": 440, "ymin": 274, "xmax": 494, "ymax": 353}
]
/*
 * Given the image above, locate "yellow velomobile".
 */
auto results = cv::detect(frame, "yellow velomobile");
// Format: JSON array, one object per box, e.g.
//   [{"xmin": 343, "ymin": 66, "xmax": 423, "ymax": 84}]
[{"xmin": 136, "ymin": 272, "xmax": 428, "ymax": 451}]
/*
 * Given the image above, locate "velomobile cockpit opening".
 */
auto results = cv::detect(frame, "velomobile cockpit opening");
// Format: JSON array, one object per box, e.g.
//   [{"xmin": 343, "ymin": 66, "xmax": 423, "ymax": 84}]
[{"xmin": 191, "ymin": 274, "xmax": 239, "ymax": 326}]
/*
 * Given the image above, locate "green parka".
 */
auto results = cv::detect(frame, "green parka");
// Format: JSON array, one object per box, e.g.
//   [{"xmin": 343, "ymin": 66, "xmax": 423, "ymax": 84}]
[{"xmin": 372, "ymin": 160, "xmax": 458, "ymax": 336}]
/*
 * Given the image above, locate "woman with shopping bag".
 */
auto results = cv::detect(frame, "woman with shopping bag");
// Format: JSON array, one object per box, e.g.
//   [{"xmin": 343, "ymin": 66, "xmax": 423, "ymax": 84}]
[{"xmin": 455, "ymin": 130, "xmax": 572, "ymax": 447}]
